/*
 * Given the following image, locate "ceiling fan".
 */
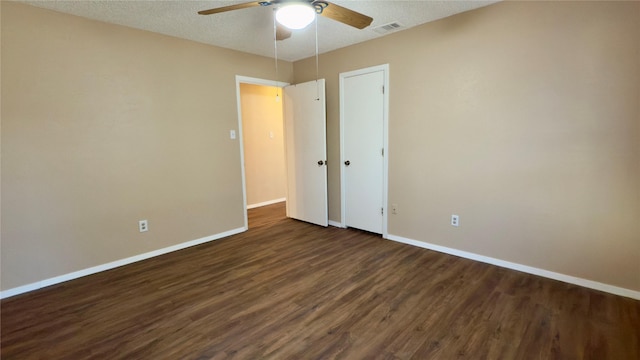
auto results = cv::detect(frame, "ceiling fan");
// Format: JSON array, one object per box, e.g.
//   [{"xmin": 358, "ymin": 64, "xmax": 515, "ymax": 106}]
[{"xmin": 198, "ymin": 1, "xmax": 374, "ymax": 41}]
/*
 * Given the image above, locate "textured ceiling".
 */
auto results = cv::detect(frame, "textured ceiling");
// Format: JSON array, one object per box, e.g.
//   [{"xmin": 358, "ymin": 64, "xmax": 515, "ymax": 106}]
[{"xmin": 21, "ymin": 0, "xmax": 499, "ymax": 62}]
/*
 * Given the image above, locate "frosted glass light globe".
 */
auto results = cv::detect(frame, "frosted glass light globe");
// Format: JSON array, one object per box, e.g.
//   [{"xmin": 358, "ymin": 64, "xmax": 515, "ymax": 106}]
[{"xmin": 276, "ymin": 4, "xmax": 315, "ymax": 30}]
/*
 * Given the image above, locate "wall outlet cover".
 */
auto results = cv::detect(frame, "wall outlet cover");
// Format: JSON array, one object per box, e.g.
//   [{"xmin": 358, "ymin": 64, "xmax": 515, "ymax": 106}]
[
  {"xmin": 139, "ymin": 220, "xmax": 149, "ymax": 232},
  {"xmin": 451, "ymin": 215, "xmax": 459, "ymax": 227}
]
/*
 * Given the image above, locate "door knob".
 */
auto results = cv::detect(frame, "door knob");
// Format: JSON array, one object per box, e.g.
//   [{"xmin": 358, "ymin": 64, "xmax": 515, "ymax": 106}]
[
  {"xmin": 344, "ymin": 160, "xmax": 350, "ymax": 166},
  {"xmin": 317, "ymin": 160, "xmax": 325, "ymax": 166}
]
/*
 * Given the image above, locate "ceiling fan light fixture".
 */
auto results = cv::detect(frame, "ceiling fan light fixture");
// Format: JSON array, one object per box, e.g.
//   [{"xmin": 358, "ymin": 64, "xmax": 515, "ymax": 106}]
[{"xmin": 275, "ymin": 4, "xmax": 316, "ymax": 30}]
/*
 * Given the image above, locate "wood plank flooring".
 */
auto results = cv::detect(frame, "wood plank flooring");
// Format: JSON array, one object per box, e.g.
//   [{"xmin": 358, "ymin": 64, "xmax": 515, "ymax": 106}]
[{"xmin": 2, "ymin": 202, "xmax": 639, "ymax": 359}]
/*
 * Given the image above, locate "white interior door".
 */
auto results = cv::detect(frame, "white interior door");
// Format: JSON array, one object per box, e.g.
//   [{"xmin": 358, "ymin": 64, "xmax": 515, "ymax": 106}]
[
  {"xmin": 342, "ymin": 69, "xmax": 385, "ymax": 234},
  {"xmin": 284, "ymin": 79, "xmax": 328, "ymax": 227}
]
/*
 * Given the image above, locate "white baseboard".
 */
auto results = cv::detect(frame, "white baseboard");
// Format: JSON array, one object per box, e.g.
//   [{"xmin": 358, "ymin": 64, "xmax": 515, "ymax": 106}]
[
  {"xmin": 328, "ymin": 220, "xmax": 344, "ymax": 228},
  {"xmin": 386, "ymin": 234, "xmax": 640, "ymax": 300},
  {"xmin": 0, "ymin": 227, "xmax": 247, "ymax": 299},
  {"xmin": 247, "ymin": 198, "xmax": 286, "ymax": 209}
]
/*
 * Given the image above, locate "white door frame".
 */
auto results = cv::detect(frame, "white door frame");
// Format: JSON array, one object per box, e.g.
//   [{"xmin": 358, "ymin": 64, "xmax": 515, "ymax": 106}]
[
  {"xmin": 235, "ymin": 75, "xmax": 290, "ymax": 229},
  {"xmin": 339, "ymin": 64, "xmax": 390, "ymax": 238}
]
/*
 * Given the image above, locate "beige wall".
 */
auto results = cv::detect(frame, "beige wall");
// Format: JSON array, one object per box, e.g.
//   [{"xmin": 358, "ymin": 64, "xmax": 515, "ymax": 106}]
[
  {"xmin": 294, "ymin": 1, "xmax": 640, "ymax": 291},
  {"xmin": 2, "ymin": 1, "xmax": 638, "ymax": 294},
  {"xmin": 240, "ymin": 83, "xmax": 286, "ymax": 206},
  {"xmin": 0, "ymin": 2, "xmax": 293, "ymax": 290}
]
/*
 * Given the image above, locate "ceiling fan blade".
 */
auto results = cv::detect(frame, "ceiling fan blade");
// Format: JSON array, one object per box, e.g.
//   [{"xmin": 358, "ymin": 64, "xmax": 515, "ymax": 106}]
[
  {"xmin": 198, "ymin": 1, "xmax": 270, "ymax": 15},
  {"xmin": 276, "ymin": 23, "xmax": 292, "ymax": 41},
  {"xmin": 317, "ymin": 1, "xmax": 373, "ymax": 29}
]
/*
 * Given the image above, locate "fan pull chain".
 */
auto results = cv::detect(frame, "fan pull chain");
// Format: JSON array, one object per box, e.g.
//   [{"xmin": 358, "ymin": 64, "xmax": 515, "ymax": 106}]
[
  {"xmin": 315, "ymin": 15, "xmax": 320, "ymax": 101},
  {"xmin": 273, "ymin": 10, "xmax": 280, "ymax": 102}
]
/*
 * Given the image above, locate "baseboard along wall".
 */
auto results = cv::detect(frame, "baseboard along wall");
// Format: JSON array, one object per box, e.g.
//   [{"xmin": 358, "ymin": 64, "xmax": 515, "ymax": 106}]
[
  {"xmin": 385, "ymin": 233, "xmax": 640, "ymax": 300},
  {"xmin": 328, "ymin": 220, "xmax": 344, "ymax": 228},
  {"xmin": 247, "ymin": 198, "xmax": 286, "ymax": 209},
  {"xmin": 4, "ymin": 225, "xmax": 637, "ymax": 301},
  {"xmin": 0, "ymin": 227, "xmax": 246, "ymax": 299}
]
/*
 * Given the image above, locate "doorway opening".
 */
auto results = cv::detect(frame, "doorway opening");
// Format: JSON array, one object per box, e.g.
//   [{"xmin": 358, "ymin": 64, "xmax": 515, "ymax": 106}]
[
  {"xmin": 235, "ymin": 76, "xmax": 289, "ymax": 229},
  {"xmin": 236, "ymin": 76, "xmax": 329, "ymax": 230}
]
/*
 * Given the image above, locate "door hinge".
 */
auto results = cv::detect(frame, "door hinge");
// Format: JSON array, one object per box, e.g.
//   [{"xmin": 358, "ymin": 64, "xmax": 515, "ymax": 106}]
[
  {"xmin": 382, "ymin": 85, "xmax": 385, "ymax": 94},
  {"xmin": 381, "ymin": 148, "xmax": 384, "ymax": 156},
  {"xmin": 381, "ymin": 207, "xmax": 384, "ymax": 215}
]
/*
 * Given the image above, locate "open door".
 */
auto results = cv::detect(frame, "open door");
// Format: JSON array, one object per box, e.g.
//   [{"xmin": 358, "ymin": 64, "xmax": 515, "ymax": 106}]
[{"xmin": 283, "ymin": 79, "xmax": 328, "ymax": 227}]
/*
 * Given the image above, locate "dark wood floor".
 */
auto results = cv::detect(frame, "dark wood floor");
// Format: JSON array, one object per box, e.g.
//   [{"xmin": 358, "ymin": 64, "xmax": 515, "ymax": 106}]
[{"xmin": 2, "ymin": 202, "xmax": 639, "ymax": 359}]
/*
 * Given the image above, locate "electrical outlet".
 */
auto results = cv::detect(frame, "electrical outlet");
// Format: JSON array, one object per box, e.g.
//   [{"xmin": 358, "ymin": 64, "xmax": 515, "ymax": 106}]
[
  {"xmin": 451, "ymin": 214, "xmax": 459, "ymax": 227},
  {"xmin": 391, "ymin": 203, "xmax": 398, "ymax": 214},
  {"xmin": 230, "ymin": 130, "xmax": 236, "ymax": 139},
  {"xmin": 139, "ymin": 220, "xmax": 148, "ymax": 232}
]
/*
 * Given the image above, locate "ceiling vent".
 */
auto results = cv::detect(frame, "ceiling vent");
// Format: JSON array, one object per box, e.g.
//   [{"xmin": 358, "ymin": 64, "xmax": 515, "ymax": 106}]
[{"xmin": 372, "ymin": 22, "xmax": 404, "ymax": 34}]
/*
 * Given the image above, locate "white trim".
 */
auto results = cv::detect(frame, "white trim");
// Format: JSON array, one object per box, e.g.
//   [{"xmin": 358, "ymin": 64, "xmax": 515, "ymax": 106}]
[
  {"xmin": 328, "ymin": 220, "xmax": 345, "ymax": 228},
  {"xmin": 381, "ymin": 66, "xmax": 390, "ymax": 239},
  {"xmin": 0, "ymin": 227, "xmax": 246, "ymax": 299},
  {"xmin": 247, "ymin": 198, "xmax": 286, "ymax": 209},
  {"xmin": 236, "ymin": 75, "xmax": 289, "ymax": 88},
  {"xmin": 235, "ymin": 75, "xmax": 290, "ymax": 230},
  {"xmin": 386, "ymin": 234, "xmax": 640, "ymax": 300},
  {"xmin": 339, "ymin": 64, "xmax": 390, "ymax": 238}
]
